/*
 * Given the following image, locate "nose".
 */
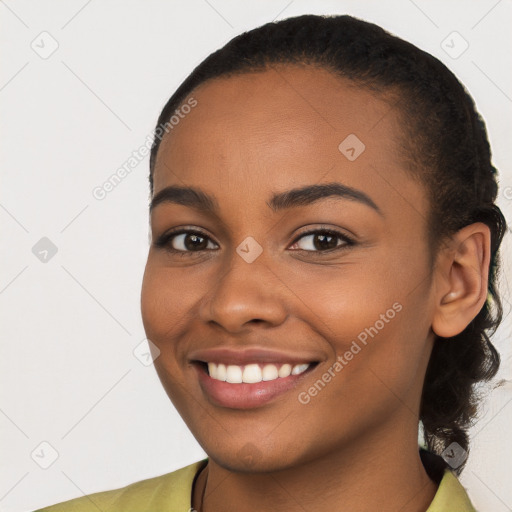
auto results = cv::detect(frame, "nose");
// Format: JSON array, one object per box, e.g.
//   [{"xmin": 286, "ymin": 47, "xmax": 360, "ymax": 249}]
[{"xmin": 198, "ymin": 249, "xmax": 289, "ymax": 333}]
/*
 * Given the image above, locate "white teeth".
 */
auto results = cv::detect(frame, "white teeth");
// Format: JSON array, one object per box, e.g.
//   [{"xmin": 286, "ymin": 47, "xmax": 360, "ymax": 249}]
[
  {"xmin": 216, "ymin": 363, "xmax": 227, "ymax": 381},
  {"xmin": 206, "ymin": 362, "xmax": 311, "ymax": 383},
  {"xmin": 207, "ymin": 362, "xmax": 217, "ymax": 380},
  {"xmin": 262, "ymin": 364, "xmax": 279, "ymax": 381},
  {"xmin": 225, "ymin": 365, "xmax": 243, "ymax": 383},
  {"xmin": 291, "ymin": 363, "xmax": 309, "ymax": 375},
  {"xmin": 242, "ymin": 364, "xmax": 262, "ymax": 383},
  {"xmin": 278, "ymin": 363, "xmax": 292, "ymax": 378}
]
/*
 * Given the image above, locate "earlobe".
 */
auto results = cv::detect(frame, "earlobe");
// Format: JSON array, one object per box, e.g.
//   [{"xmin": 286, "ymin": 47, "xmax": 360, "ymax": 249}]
[{"xmin": 432, "ymin": 223, "xmax": 491, "ymax": 338}]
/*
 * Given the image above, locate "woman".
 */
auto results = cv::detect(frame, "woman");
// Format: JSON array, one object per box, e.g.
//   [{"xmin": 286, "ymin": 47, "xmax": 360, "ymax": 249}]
[{"xmin": 36, "ymin": 13, "xmax": 507, "ymax": 512}]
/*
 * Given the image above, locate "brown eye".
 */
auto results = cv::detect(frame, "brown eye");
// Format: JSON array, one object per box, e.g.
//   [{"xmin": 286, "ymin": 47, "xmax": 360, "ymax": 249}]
[
  {"xmin": 154, "ymin": 229, "xmax": 218, "ymax": 254},
  {"xmin": 289, "ymin": 229, "xmax": 354, "ymax": 252},
  {"xmin": 175, "ymin": 233, "xmax": 210, "ymax": 251}
]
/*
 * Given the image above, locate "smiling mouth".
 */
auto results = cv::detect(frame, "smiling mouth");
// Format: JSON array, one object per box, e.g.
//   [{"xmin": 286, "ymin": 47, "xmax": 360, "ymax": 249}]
[
  {"xmin": 191, "ymin": 357, "xmax": 320, "ymax": 409},
  {"xmin": 196, "ymin": 361, "xmax": 318, "ymax": 384}
]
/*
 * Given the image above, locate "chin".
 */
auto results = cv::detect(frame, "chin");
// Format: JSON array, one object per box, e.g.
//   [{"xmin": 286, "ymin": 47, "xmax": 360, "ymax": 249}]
[{"xmin": 203, "ymin": 440, "xmax": 309, "ymax": 474}]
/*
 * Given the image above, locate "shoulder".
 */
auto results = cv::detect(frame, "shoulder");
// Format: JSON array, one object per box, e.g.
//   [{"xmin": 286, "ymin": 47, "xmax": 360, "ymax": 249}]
[
  {"xmin": 33, "ymin": 459, "xmax": 207, "ymax": 512},
  {"xmin": 426, "ymin": 469, "xmax": 477, "ymax": 512}
]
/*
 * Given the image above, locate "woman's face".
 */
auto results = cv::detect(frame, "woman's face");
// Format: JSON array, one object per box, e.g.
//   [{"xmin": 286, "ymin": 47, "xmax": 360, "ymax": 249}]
[{"xmin": 141, "ymin": 65, "xmax": 438, "ymax": 472}]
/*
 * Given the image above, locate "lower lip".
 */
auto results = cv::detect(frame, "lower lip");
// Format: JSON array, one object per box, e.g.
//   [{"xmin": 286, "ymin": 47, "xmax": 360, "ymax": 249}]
[{"xmin": 194, "ymin": 363, "xmax": 316, "ymax": 410}]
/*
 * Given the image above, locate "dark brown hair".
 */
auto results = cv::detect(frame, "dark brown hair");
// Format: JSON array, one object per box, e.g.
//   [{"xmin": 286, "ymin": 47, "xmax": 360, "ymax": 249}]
[{"xmin": 148, "ymin": 14, "xmax": 507, "ymax": 474}]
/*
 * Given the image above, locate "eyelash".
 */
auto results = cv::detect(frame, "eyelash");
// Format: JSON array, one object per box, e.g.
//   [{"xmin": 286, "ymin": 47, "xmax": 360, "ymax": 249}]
[{"xmin": 153, "ymin": 226, "xmax": 356, "ymax": 257}]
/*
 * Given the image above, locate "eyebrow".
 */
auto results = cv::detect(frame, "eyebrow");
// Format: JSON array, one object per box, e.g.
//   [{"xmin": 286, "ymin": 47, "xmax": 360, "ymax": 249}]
[{"xmin": 149, "ymin": 182, "xmax": 382, "ymax": 216}]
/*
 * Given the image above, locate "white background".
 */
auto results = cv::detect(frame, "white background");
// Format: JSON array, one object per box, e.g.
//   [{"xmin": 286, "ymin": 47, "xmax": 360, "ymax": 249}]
[{"xmin": 1, "ymin": 1, "xmax": 511, "ymax": 511}]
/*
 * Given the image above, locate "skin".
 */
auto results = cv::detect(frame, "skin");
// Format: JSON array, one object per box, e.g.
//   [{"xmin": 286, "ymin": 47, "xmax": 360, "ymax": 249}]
[{"xmin": 140, "ymin": 64, "xmax": 490, "ymax": 512}]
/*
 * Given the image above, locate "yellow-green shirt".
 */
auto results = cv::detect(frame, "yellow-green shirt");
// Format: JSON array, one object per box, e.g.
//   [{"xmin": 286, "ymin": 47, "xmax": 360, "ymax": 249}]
[{"xmin": 34, "ymin": 458, "xmax": 476, "ymax": 511}]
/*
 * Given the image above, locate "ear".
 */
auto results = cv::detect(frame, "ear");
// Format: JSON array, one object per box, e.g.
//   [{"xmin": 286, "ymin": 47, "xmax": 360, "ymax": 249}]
[{"xmin": 431, "ymin": 222, "xmax": 491, "ymax": 338}]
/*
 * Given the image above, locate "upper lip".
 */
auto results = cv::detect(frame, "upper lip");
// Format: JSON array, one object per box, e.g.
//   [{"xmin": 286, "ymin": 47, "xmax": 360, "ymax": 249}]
[{"xmin": 188, "ymin": 347, "xmax": 323, "ymax": 366}]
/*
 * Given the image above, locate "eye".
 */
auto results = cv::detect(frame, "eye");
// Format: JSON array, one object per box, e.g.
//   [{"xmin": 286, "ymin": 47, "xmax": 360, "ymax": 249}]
[
  {"xmin": 153, "ymin": 228, "xmax": 218, "ymax": 255},
  {"xmin": 289, "ymin": 228, "xmax": 354, "ymax": 253},
  {"xmin": 153, "ymin": 226, "xmax": 355, "ymax": 256}
]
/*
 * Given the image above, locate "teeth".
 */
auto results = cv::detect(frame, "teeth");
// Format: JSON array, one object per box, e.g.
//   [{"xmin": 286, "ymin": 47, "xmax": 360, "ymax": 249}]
[
  {"xmin": 207, "ymin": 362, "xmax": 217, "ymax": 380},
  {"xmin": 242, "ymin": 364, "xmax": 262, "ymax": 383},
  {"xmin": 291, "ymin": 363, "xmax": 309, "ymax": 375},
  {"xmin": 278, "ymin": 363, "xmax": 292, "ymax": 378},
  {"xmin": 226, "ymin": 365, "xmax": 243, "ymax": 383},
  {"xmin": 206, "ymin": 362, "xmax": 311, "ymax": 383},
  {"xmin": 216, "ymin": 363, "xmax": 227, "ymax": 381},
  {"xmin": 262, "ymin": 364, "xmax": 279, "ymax": 381}
]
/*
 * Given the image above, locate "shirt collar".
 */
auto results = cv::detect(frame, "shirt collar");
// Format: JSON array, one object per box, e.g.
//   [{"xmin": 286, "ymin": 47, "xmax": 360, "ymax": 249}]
[{"xmin": 425, "ymin": 469, "xmax": 476, "ymax": 511}]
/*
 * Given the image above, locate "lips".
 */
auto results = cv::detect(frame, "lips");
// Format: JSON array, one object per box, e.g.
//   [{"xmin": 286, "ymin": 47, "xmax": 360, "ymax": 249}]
[
  {"xmin": 188, "ymin": 347, "xmax": 322, "ymax": 366},
  {"xmin": 189, "ymin": 347, "xmax": 322, "ymax": 409}
]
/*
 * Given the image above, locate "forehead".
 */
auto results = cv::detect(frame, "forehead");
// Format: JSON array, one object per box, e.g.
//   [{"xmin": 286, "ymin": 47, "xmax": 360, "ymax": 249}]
[{"xmin": 152, "ymin": 65, "xmax": 427, "ymax": 220}]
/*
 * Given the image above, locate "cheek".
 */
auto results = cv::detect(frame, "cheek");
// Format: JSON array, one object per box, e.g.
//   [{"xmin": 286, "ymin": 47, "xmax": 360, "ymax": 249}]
[
  {"xmin": 140, "ymin": 265, "xmax": 197, "ymax": 403},
  {"xmin": 323, "ymin": 244, "xmax": 428, "ymax": 329},
  {"xmin": 293, "ymin": 249, "xmax": 432, "ymax": 391},
  {"xmin": 140, "ymin": 262, "xmax": 195, "ymax": 345},
  {"xmin": 286, "ymin": 256, "xmax": 409, "ymax": 342}
]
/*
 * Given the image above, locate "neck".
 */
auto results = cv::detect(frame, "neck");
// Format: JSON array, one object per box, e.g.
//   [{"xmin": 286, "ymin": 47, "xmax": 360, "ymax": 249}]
[{"xmin": 193, "ymin": 424, "xmax": 438, "ymax": 512}]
